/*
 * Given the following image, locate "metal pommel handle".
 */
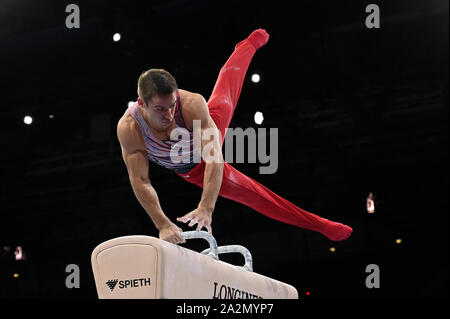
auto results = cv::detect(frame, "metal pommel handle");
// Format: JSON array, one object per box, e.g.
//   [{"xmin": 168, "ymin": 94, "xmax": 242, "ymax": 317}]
[
  {"xmin": 180, "ymin": 231, "xmax": 218, "ymax": 260},
  {"xmin": 202, "ymin": 245, "xmax": 253, "ymax": 272}
]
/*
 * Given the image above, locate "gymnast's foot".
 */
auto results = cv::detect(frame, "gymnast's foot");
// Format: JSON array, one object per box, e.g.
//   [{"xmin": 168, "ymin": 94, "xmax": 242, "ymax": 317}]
[
  {"xmin": 235, "ymin": 29, "xmax": 269, "ymax": 51},
  {"xmin": 320, "ymin": 220, "xmax": 353, "ymax": 241}
]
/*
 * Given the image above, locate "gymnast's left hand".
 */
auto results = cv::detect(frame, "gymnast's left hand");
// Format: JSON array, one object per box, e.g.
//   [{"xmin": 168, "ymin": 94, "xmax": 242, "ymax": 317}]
[{"xmin": 177, "ymin": 207, "xmax": 213, "ymax": 234}]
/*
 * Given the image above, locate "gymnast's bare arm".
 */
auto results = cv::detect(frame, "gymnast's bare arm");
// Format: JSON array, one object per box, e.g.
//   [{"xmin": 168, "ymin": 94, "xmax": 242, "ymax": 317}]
[
  {"xmin": 176, "ymin": 93, "xmax": 224, "ymax": 234},
  {"xmin": 117, "ymin": 117, "xmax": 185, "ymax": 245}
]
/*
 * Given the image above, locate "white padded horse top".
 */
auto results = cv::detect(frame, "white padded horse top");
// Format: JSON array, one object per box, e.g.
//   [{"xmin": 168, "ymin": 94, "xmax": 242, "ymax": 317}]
[{"xmin": 91, "ymin": 231, "xmax": 298, "ymax": 299}]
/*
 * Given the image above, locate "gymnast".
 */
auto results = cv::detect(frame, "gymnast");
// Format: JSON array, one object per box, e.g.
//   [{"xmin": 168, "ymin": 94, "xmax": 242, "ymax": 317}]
[{"xmin": 116, "ymin": 29, "xmax": 353, "ymax": 245}]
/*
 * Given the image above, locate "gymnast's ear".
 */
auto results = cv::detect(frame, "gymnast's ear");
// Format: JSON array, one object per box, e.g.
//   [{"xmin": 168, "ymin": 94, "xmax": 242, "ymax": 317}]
[{"xmin": 137, "ymin": 97, "xmax": 145, "ymax": 107}]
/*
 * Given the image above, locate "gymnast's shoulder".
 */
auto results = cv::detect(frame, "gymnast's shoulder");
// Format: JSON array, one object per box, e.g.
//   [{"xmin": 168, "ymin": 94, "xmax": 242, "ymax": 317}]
[
  {"xmin": 178, "ymin": 89, "xmax": 205, "ymax": 106},
  {"xmin": 116, "ymin": 112, "xmax": 146, "ymax": 154},
  {"xmin": 178, "ymin": 89, "xmax": 208, "ymax": 129}
]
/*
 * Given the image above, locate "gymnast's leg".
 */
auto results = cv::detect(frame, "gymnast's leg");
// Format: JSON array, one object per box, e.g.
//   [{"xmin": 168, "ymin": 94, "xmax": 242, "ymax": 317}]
[
  {"xmin": 180, "ymin": 160, "xmax": 352, "ymax": 241},
  {"xmin": 207, "ymin": 28, "xmax": 269, "ymax": 143},
  {"xmin": 218, "ymin": 163, "xmax": 353, "ymax": 241},
  {"xmin": 178, "ymin": 29, "xmax": 352, "ymax": 241}
]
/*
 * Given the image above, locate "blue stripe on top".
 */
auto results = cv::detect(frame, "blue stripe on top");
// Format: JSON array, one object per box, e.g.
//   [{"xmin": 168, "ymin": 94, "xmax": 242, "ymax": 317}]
[{"xmin": 127, "ymin": 91, "xmax": 201, "ymax": 174}]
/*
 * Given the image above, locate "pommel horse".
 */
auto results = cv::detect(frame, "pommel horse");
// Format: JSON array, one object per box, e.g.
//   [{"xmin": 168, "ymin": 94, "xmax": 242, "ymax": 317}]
[{"xmin": 91, "ymin": 231, "xmax": 298, "ymax": 299}]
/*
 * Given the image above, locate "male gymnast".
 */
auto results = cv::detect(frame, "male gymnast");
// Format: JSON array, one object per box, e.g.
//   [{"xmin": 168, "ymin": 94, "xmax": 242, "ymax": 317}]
[{"xmin": 117, "ymin": 29, "xmax": 353, "ymax": 245}]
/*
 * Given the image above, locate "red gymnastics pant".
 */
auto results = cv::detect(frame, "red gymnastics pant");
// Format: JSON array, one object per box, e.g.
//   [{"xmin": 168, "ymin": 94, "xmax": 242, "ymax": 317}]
[{"xmin": 177, "ymin": 29, "xmax": 352, "ymax": 241}]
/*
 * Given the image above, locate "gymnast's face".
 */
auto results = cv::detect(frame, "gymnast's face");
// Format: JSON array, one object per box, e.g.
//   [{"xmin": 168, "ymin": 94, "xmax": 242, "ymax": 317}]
[{"xmin": 140, "ymin": 92, "xmax": 177, "ymax": 130}]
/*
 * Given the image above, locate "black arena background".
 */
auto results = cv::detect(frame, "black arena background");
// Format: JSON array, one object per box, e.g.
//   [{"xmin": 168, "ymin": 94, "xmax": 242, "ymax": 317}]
[{"xmin": 0, "ymin": 0, "xmax": 447, "ymax": 304}]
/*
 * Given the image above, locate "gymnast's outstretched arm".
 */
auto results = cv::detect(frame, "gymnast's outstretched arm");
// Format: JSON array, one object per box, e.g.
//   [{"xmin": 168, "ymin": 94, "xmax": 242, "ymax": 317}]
[
  {"xmin": 117, "ymin": 120, "xmax": 185, "ymax": 245},
  {"xmin": 177, "ymin": 94, "xmax": 224, "ymax": 234}
]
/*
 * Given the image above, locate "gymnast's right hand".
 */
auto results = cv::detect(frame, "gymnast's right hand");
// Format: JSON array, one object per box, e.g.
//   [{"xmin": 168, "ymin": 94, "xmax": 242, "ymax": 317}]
[{"xmin": 159, "ymin": 221, "xmax": 186, "ymax": 245}]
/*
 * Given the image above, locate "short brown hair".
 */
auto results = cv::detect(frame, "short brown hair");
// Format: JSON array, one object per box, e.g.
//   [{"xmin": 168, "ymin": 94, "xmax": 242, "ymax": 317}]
[{"xmin": 137, "ymin": 69, "xmax": 178, "ymax": 104}]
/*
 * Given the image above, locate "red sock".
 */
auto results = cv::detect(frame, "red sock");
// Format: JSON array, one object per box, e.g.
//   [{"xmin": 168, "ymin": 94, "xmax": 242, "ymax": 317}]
[
  {"xmin": 319, "ymin": 220, "xmax": 353, "ymax": 241},
  {"xmin": 235, "ymin": 29, "xmax": 269, "ymax": 50}
]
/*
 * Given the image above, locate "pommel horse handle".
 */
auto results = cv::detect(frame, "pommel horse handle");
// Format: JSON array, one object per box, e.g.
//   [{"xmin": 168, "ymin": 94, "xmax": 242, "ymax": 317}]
[
  {"xmin": 179, "ymin": 231, "xmax": 253, "ymax": 272},
  {"xmin": 180, "ymin": 231, "xmax": 219, "ymax": 260},
  {"xmin": 202, "ymin": 245, "xmax": 253, "ymax": 272}
]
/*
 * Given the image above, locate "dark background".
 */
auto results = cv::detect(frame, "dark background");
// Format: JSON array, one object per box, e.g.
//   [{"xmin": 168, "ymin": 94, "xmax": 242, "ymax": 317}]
[{"xmin": 0, "ymin": 0, "xmax": 448, "ymax": 300}]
